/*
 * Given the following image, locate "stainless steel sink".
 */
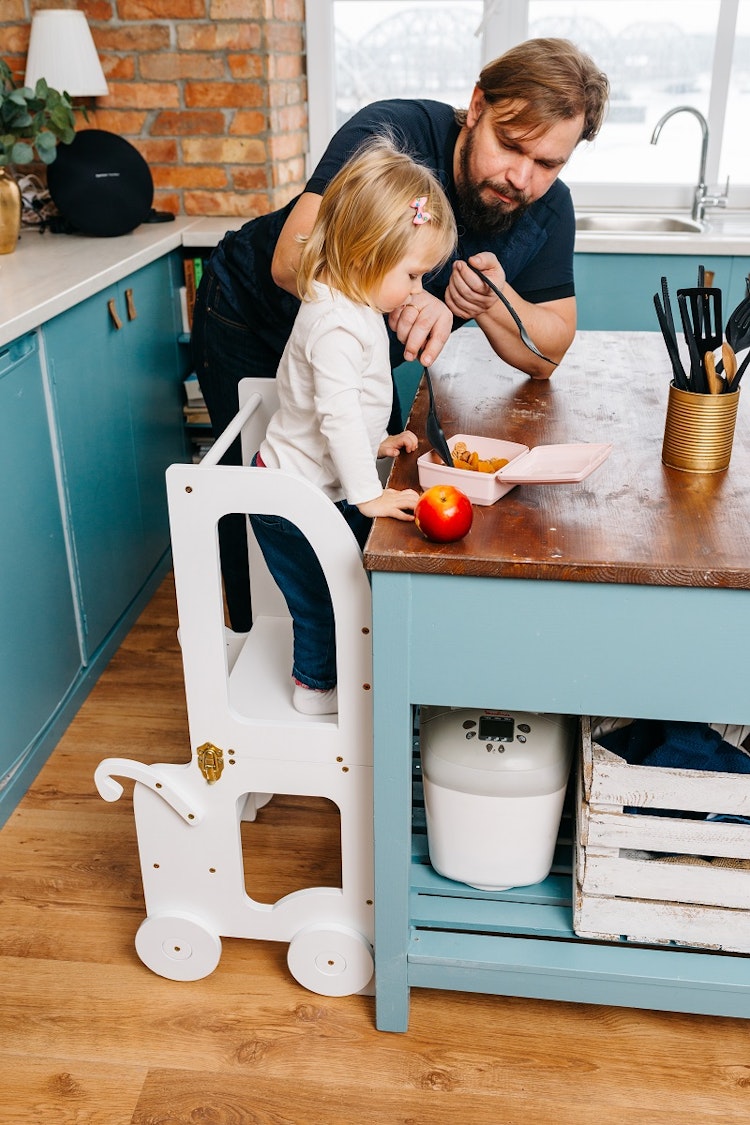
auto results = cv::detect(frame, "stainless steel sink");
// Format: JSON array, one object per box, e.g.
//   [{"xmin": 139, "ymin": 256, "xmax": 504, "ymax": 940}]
[{"xmin": 575, "ymin": 212, "xmax": 704, "ymax": 234}]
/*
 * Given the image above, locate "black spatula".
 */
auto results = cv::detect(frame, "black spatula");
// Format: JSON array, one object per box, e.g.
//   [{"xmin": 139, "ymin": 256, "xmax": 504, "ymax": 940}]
[
  {"xmin": 677, "ymin": 286, "xmax": 723, "ymax": 394},
  {"xmin": 423, "ymin": 366, "xmax": 453, "ymax": 467}
]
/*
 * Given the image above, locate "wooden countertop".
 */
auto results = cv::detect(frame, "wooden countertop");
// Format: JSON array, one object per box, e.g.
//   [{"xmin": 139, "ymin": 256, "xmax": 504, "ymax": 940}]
[{"xmin": 363, "ymin": 328, "xmax": 750, "ymax": 589}]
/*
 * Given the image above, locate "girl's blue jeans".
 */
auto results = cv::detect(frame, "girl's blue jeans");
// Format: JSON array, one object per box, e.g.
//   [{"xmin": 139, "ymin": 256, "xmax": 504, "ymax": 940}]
[{"xmin": 249, "ymin": 499, "xmax": 370, "ymax": 690}]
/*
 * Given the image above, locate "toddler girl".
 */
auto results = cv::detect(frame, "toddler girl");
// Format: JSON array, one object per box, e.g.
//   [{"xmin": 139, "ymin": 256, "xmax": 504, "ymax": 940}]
[{"xmin": 251, "ymin": 137, "xmax": 457, "ymax": 714}]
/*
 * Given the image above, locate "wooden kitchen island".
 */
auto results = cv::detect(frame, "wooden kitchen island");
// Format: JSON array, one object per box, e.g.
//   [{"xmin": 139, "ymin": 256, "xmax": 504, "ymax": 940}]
[{"xmin": 364, "ymin": 327, "xmax": 750, "ymax": 1032}]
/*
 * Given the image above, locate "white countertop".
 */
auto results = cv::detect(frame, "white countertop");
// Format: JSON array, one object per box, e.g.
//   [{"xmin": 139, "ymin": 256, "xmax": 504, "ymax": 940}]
[
  {"xmin": 4, "ymin": 210, "xmax": 750, "ymax": 349},
  {"xmin": 0, "ymin": 216, "xmax": 243, "ymax": 348}
]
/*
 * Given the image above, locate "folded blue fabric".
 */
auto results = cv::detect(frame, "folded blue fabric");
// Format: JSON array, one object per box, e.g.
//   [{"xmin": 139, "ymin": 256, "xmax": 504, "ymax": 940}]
[
  {"xmin": 598, "ymin": 719, "xmax": 750, "ymax": 775},
  {"xmin": 597, "ymin": 719, "xmax": 750, "ymax": 820}
]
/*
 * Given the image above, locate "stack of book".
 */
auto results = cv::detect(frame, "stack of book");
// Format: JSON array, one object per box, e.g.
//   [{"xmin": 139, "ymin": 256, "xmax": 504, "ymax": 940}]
[
  {"xmin": 180, "ymin": 254, "xmax": 209, "ymax": 332},
  {"xmin": 183, "ymin": 373, "xmax": 214, "ymax": 462}
]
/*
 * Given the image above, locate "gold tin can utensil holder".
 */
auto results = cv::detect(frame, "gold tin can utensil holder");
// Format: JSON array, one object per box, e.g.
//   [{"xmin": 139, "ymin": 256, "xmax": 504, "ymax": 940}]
[{"xmin": 662, "ymin": 383, "xmax": 740, "ymax": 473}]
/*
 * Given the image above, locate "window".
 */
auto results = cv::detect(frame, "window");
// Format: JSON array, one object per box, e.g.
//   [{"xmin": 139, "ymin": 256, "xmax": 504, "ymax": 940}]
[{"xmin": 305, "ymin": 0, "xmax": 750, "ymax": 212}]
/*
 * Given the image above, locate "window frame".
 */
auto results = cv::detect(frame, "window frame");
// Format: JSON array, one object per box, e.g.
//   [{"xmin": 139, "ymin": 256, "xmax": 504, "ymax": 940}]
[{"xmin": 305, "ymin": 0, "xmax": 750, "ymax": 212}]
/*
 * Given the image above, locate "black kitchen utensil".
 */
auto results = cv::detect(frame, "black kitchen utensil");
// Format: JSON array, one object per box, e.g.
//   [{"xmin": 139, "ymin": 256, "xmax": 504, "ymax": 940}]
[
  {"xmin": 696, "ymin": 266, "xmax": 706, "ymax": 337},
  {"xmin": 718, "ymin": 300, "xmax": 750, "ymax": 389},
  {"xmin": 661, "ymin": 275, "xmax": 678, "ymax": 342},
  {"xmin": 466, "ymin": 262, "xmax": 557, "ymax": 366},
  {"xmin": 725, "ymin": 293, "xmax": 750, "ymax": 359},
  {"xmin": 653, "ymin": 292, "xmax": 690, "ymax": 390},
  {"xmin": 677, "ymin": 286, "xmax": 723, "ymax": 394},
  {"xmin": 677, "ymin": 292, "xmax": 708, "ymax": 394},
  {"xmin": 730, "ymin": 348, "xmax": 750, "ymax": 392},
  {"xmin": 423, "ymin": 365, "xmax": 453, "ymax": 467}
]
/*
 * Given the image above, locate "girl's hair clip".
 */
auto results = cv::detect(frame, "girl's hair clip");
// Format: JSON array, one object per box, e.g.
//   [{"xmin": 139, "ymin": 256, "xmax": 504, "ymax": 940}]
[{"xmin": 410, "ymin": 196, "xmax": 432, "ymax": 225}]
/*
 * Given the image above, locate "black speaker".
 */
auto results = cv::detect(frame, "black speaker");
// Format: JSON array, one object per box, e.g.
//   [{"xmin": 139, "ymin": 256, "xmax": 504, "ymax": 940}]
[{"xmin": 47, "ymin": 129, "xmax": 154, "ymax": 237}]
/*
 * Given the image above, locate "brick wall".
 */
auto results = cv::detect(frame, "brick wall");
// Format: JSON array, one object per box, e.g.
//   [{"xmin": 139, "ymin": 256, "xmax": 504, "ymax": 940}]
[{"xmin": 0, "ymin": 0, "xmax": 308, "ymax": 216}]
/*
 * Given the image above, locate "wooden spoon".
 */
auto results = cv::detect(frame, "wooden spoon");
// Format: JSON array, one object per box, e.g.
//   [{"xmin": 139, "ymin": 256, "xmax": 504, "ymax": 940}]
[
  {"xmin": 704, "ymin": 350, "xmax": 723, "ymax": 395},
  {"xmin": 722, "ymin": 342, "xmax": 738, "ymax": 391}
]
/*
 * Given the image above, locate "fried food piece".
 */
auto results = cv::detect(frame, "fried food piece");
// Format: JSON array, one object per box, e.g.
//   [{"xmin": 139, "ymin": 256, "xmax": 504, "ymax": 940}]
[{"xmin": 451, "ymin": 441, "xmax": 508, "ymax": 474}]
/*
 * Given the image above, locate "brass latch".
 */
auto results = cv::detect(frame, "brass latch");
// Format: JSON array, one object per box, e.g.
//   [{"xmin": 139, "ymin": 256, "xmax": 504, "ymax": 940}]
[{"xmin": 196, "ymin": 742, "xmax": 224, "ymax": 784}]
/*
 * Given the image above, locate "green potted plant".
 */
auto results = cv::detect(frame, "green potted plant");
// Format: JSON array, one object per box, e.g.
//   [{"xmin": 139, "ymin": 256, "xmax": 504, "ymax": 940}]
[
  {"xmin": 0, "ymin": 58, "xmax": 77, "ymax": 253},
  {"xmin": 1, "ymin": 58, "xmax": 76, "ymax": 165}
]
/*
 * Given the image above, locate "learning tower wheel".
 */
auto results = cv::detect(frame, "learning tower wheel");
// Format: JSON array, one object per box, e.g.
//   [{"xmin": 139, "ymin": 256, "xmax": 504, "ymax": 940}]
[
  {"xmin": 134, "ymin": 913, "xmax": 222, "ymax": 982},
  {"xmin": 287, "ymin": 924, "xmax": 374, "ymax": 997}
]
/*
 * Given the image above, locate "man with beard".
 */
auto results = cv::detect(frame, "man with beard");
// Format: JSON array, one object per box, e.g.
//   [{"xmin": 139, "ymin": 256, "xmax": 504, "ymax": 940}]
[{"xmin": 192, "ymin": 37, "xmax": 609, "ymax": 631}]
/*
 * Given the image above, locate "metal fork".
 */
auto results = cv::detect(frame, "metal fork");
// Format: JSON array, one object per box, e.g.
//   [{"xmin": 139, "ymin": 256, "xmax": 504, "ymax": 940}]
[{"xmin": 466, "ymin": 263, "xmax": 557, "ymax": 366}]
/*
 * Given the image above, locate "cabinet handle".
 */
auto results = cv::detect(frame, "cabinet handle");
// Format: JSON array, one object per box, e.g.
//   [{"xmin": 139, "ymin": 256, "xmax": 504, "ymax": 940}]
[
  {"xmin": 125, "ymin": 287, "xmax": 137, "ymax": 322},
  {"xmin": 108, "ymin": 298, "xmax": 123, "ymax": 330}
]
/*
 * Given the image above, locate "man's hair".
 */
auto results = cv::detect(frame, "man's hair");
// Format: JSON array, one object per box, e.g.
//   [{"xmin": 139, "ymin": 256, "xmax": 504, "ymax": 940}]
[
  {"xmin": 455, "ymin": 37, "xmax": 609, "ymax": 144},
  {"xmin": 297, "ymin": 136, "xmax": 457, "ymax": 308}
]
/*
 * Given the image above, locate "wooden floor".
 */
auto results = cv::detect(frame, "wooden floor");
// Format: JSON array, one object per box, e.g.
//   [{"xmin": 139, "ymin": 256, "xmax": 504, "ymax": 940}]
[{"xmin": 2, "ymin": 575, "xmax": 750, "ymax": 1124}]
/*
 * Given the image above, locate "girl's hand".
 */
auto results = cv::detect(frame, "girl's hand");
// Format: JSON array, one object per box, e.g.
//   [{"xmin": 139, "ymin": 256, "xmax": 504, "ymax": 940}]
[
  {"xmin": 357, "ymin": 488, "xmax": 420, "ymax": 521},
  {"xmin": 388, "ymin": 291, "xmax": 453, "ymax": 367},
  {"xmin": 446, "ymin": 252, "xmax": 507, "ymax": 321},
  {"xmin": 378, "ymin": 429, "xmax": 418, "ymax": 459}
]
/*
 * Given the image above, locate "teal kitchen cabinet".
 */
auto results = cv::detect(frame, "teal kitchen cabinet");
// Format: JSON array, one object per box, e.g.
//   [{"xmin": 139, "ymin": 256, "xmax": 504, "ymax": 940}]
[
  {"xmin": 0, "ymin": 331, "xmax": 81, "ymax": 815},
  {"xmin": 722, "ymin": 257, "xmax": 750, "ymax": 312},
  {"xmin": 574, "ymin": 253, "xmax": 750, "ymax": 331},
  {"xmin": 44, "ymin": 253, "xmax": 187, "ymax": 659}
]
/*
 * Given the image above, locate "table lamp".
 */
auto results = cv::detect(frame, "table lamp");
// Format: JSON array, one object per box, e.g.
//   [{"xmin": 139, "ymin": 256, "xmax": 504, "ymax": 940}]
[{"xmin": 24, "ymin": 9, "xmax": 109, "ymax": 96}]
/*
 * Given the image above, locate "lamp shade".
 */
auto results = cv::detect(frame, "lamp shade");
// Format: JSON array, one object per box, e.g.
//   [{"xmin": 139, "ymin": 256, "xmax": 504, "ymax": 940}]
[{"xmin": 25, "ymin": 10, "xmax": 109, "ymax": 97}]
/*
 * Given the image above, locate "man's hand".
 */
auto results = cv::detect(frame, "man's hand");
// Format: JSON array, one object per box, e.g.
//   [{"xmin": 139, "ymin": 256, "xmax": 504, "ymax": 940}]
[
  {"xmin": 446, "ymin": 253, "xmax": 506, "ymax": 321},
  {"xmin": 446, "ymin": 252, "xmax": 575, "ymax": 379},
  {"xmin": 388, "ymin": 291, "xmax": 453, "ymax": 367}
]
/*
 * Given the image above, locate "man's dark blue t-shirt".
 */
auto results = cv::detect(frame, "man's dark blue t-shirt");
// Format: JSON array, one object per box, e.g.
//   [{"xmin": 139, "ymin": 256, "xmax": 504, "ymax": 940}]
[{"xmin": 211, "ymin": 99, "xmax": 575, "ymax": 367}]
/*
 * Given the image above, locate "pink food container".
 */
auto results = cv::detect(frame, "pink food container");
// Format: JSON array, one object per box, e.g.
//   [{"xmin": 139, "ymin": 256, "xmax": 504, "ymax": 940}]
[{"xmin": 417, "ymin": 433, "xmax": 613, "ymax": 506}]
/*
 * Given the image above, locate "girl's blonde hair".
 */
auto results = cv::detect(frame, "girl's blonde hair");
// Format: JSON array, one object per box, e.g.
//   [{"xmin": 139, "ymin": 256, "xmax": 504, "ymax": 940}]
[{"xmin": 297, "ymin": 136, "xmax": 457, "ymax": 307}]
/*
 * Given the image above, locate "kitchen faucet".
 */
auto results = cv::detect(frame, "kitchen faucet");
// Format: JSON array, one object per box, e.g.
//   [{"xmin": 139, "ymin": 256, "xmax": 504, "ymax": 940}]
[{"xmin": 650, "ymin": 106, "xmax": 729, "ymax": 224}]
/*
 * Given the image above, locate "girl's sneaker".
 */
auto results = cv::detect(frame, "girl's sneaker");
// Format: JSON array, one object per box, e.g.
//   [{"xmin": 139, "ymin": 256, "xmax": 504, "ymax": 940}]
[{"xmin": 292, "ymin": 682, "xmax": 338, "ymax": 715}]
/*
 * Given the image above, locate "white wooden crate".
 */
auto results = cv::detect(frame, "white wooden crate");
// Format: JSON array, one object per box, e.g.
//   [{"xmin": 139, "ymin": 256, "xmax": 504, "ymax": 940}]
[{"xmin": 574, "ymin": 716, "xmax": 750, "ymax": 952}]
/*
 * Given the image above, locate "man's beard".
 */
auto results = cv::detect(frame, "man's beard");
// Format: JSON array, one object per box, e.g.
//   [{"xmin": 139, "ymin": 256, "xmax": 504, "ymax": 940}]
[{"xmin": 455, "ymin": 128, "xmax": 530, "ymax": 235}]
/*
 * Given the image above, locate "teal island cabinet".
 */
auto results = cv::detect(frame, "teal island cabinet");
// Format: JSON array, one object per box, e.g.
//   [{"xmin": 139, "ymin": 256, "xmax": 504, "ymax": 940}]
[
  {"xmin": 0, "ymin": 247, "xmax": 189, "ymax": 827},
  {"xmin": 365, "ymin": 327, "xmax": 750, "ymax": 1031}
]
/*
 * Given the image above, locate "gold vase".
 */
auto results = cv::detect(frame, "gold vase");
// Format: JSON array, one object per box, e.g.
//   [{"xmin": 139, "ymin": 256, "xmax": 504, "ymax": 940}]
[{"xmin": 0, "ymin": 167, "xmax": 22, "ymax": 254}]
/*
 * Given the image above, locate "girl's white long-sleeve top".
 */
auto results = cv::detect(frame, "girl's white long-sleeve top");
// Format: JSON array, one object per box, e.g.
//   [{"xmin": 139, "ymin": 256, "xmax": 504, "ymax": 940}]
[{"xmin": 259, "ymin": 283, "xmax": 393, "ymax": 506}]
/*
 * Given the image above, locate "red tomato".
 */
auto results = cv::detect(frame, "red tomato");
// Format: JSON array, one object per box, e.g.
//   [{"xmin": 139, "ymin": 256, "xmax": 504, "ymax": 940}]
[{"xmin": 414, "ymin": 485, "xmax": 473, "ymax": 543}]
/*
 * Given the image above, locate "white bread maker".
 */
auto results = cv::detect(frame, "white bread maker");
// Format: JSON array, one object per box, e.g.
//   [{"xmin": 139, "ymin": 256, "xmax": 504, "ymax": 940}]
[{"xmin": 420, "ymin": 707, "xmax": 576, "ymax": 891}]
